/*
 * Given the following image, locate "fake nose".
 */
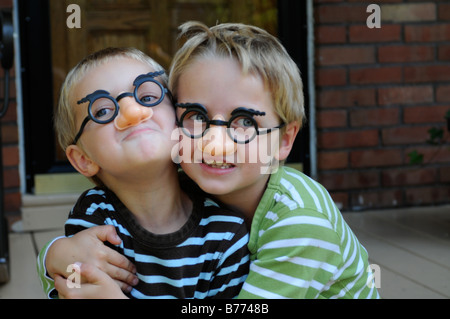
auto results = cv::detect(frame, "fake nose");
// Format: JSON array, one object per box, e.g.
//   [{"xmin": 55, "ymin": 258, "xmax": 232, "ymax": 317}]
[
  {"xmin": 197, "ymin": 115, "xmax": 237, "ymax": 156},
  {"xmin": 114, "ymin": 96, "xmax": 153, "ymax": 131}
]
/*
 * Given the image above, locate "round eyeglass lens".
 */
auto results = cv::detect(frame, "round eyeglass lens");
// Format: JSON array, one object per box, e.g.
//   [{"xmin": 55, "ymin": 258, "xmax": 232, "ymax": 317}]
[
  {"xmin": 136, "ymin": 80, "xmax": 165, "ymax": 106},
  {"xmin": 89, "ymin": 97, "xmax": 118, "ymax": 124},
  {"xmin": 229, "ymin": 115, "xmax": 257, "ymax": 143},
  {"xmin": 181, "ymin": 110, "xmax": 208, "ymax": 138}
]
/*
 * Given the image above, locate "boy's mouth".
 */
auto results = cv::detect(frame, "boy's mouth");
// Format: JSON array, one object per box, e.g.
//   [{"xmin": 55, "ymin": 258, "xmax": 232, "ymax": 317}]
[{"xmin": 202, "ymin": 159, "xmax": 235, "ymax": 169}]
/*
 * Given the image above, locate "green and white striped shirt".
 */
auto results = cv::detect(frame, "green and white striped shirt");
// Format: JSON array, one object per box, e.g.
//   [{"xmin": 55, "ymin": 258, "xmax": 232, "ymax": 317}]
[{"xmin": 238, "ymin": 166, "xmax": 380, "ymax": 299}]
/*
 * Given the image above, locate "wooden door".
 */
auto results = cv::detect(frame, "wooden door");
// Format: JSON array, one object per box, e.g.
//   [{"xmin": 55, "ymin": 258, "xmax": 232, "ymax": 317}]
[{"xmin": 36, "ymin": 0, "xmax": 278, "ymax": 194}]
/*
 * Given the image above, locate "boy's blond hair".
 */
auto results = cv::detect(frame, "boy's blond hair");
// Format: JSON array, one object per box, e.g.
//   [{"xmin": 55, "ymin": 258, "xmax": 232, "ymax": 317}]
[
  {"xmin": 55, "ymin": 47, "xmax": 167, "ymax": 152},
  {"xmin": 169, "ymin": 21, "xmax": 305, "ymax": 126}
]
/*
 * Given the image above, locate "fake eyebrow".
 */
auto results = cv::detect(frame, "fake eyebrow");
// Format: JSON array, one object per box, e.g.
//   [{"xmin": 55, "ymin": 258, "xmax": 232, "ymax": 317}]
[
  {"xmin": 77, "ymin": 90, "xmax": 111, "ymax": 105},
  {"xmin": 231, "ymin": 107, "xmax": 266, "ymax": 117},
  {"xmin": 175, "ymin": 102, "xmax": 207, "ymax": 113},
  {"xmin": 133, "ymin": 70, "xmax": 165, "ymax": 85}
]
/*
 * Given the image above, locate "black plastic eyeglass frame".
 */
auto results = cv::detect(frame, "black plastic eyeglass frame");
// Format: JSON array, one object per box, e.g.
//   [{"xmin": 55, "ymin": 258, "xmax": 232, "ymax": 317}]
[
  {"xmin": 72, "ymin": 70, "xmax": 169, "ymax": 145},
  {"xmin": 175, "ymin": 102, "xmax": 286, "ymax": 144}
]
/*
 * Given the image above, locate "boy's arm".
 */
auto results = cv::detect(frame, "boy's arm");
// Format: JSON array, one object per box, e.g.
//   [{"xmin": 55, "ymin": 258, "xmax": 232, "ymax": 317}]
[
  {"xmin": 209, "ymin": 222, "xmax": 250, "ymax": 299},
  {"xmin": 36, "ymin": 236, "xmax": 64, "ymax": 298},
  {"xmin": 36, "ymin": 225, "xmax": 138, "ymax": 298}
]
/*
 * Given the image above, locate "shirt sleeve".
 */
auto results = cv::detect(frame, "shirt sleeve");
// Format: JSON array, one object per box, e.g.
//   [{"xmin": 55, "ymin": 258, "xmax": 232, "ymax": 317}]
[
  {"xmin": 208, "ymin": 220, "xmax": 250, "ymax": 299},
  {"xmin": 237, "ymin": 208, "xmax": 343, "ymax": 299},
  {"xmin": 36, "ymin": 236, "xmax": 65, "ymax": 299}
]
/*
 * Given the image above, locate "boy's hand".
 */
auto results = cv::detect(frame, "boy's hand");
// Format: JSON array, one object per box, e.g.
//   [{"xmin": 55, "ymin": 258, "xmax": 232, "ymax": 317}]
[
  {"xmin": 46, "ymin": 225, "xmax": 138, "ymax": 292},
  {"xmin": 55, "ymin": 263, "xmax": 128, "ymax": 299}
]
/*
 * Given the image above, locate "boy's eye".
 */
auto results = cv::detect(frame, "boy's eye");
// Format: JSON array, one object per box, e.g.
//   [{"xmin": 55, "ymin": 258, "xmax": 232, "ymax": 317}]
[
  {"xmin": 232, "ymin": 116, "xmax": 255, "ymax": 129},
  {"xmin": 139, "ymin": 94, "xmax": 158, "ymax": 104},
  {"xmin": 90, "ymin": 97, "xmax": 117, "ymax": 122},
  {"xmin": 94, "ymin": 107, "xmax": 114, "ymax": 119},
  {"xmin": 189, "ymin": 112, "xmax": 207, "ymax": 122}
]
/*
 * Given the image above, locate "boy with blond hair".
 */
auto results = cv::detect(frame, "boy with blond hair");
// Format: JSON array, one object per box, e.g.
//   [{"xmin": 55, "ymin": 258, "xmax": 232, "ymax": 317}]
[
  {"xmin": 37, "ymin": 47, "xmax": 249, "ymax": 299},
  {"xmin": 170, "ymin": 21, "xmax": 380, "ymax": 299}
]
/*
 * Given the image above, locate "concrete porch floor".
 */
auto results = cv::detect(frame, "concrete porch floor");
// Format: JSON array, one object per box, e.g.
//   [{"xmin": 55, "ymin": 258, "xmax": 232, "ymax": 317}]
[{"xmin": 0, "ymin": 205, "xmax": 449, "ymax": 299}]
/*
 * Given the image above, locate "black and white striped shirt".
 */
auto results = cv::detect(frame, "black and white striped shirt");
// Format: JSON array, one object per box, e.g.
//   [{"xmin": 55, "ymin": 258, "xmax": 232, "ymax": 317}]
[{"xmin": 65, "ymin": 186, "xmax": 250, "ymax": 299}]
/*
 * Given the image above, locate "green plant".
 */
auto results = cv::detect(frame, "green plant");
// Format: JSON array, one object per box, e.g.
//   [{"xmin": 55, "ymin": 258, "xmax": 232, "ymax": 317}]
[{"xmin": 407, "ymin": 110, "xmax": 450, "ymax": 165}]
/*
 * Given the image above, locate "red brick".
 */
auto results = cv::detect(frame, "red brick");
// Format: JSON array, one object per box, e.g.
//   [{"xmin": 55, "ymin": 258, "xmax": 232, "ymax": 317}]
[
  {"xmin": 349, "ymin": 25, "xmax": 401, "ymax": 43},
  {"xmin": 318, "ymin": 129, "xmax": 379, "ymax": 149},
  {"xmin": 438, "ymin": 45, "xmax": 450, "ymax": 61},
  {"xmin": 0, "ymin": 101, "xmax": 16, "ymax": 123},
  {"xmin": 436, "ymin": 85, "xmax": 450, "ymax": 103},
  {"xmin": 350, "ymin": 189, "xmax": 403, "ymax": 210},
  {"xmin": 316, "ymin": 26, "xmax": 346, "ymax": 44},
  {"xmin": 404, "ymin": 65, "xmax": 450, "ymax": 83},
  {"xmin": 319, "ymin": 171, "xmax": 380, "ymax": 191},
  {"xmin": 440, "ymin": 167, "xmax": 450, "ymax": 183},
  {"xmin": 3, "ymin": 168, "xmax": 19, "ymax": 188},
  {"xmin": 2, "ymin": 125, "xmax": 18, "ymax": 143},
  {"xmin": 382, "ymin": 126, "xmax": 431, "ymax": 145},
  {"xmin": 315, "ymin": 4, "xmax": 367, "ymax": 24},
  {"xmin": 350, "ymin": 66, "xmax": 402, "ymax": 84},
  {"xmin": 3, "ymin": 146, "xmax": 18, "ymax": 167},
  {"xmin": 350, "ymin": 149, "xmax": 402, "ymax": 168},
  {"xmin": 318, "ymin": 88, "xmax": 376, "ymax": 108},
  {"xmin": 0, "ymin": 0, "xmax": 13, "ymax": 8},
  {"xmin": 318, "ymin": 151, "xmax": 348, "ymax": 170},
  {"xmin": 316, "ymin": 68, "xmax": 347, "ymax": 86},
  {"xmin": 378, "ymin": 86, "xmax": 433, "ymax": 106},
  {"xmin": 405, "ymin": 186, "xmax": 450, "ymax": 205},
  {"xmin": 350, "ymin": 108, "xmax": 399, "ymax": 127},
  {"xmin": 382, "ymin": 167, "xmax": 437, "ymax": 187},
  {"xmin": 317, "ymin": 47, "xmax": 375, "ymax": 66},
  {"xmin": 317, "ymin": 110, "xmax": 347, "ymax": 128},
  {"xmin": 438, "ymin": 4, "xmax": 450, "ymax": 21},
  {"xmin": 381, "ymin": 3, "xmax": 436, "ymax": 22},
  {"xmin": 405, "ymin": 24, "xmax": 450, "ymax": 42},
  {"xmin": 378, "ymin": 45, "xmax": 434, "ymax": 63},
  {"xmin": 4, "ymin": 192, "xmax": 20, "ymax": 213},
  {"xmin": 404, "ymin": 105, "xmax": 450, "ymax": 124}
]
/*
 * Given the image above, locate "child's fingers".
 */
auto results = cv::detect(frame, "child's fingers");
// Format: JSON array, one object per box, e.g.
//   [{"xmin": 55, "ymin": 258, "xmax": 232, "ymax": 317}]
[
  {"xmin": 78, "ymin": 262, "xmax": 108, "ymax": 284},
  {"xmin": 88, "ymin": 225, "xmax": 122, "ymax": 246},
  {"xmin": 105, "ymin": 263, "xmax": 138, "ymax": 291}
]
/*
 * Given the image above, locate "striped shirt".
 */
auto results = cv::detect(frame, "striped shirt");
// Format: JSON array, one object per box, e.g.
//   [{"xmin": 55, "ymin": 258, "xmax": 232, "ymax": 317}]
[
  {"xmin": 38, "ymin": 186, "xmax": 249, "ymax": 299},
  {"xmin": 238, "ymin": 166, "xmax": 380, "ymax": 299}
]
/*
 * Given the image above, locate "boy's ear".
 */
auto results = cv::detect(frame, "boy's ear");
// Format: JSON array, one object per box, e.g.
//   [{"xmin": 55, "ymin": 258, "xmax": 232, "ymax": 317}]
[
  {"xmin": 65, "ymin": 145, "xmax": 100, "ymax": 177},
  {"xmin": 277, "ymin": 121, "xmax": 301, "ymax": 161}
]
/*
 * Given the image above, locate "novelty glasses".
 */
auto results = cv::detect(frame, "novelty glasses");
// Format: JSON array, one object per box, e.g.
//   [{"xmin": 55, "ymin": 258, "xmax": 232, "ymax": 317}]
[
  {"xmin": 176, "ymin": 103, "xmax": 286, "ymax": 144},
  {"xmin": 72, "ymin": 70, "xmax": 169, "ymax": 144}
]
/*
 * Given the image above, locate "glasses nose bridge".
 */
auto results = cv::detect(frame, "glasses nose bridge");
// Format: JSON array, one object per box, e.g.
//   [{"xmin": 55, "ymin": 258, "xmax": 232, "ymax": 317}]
[
  {"xmin": 199, "ymin": 118, "xmax": 237, "ymax": 156},
  {"xmin": 114, "ymin": 94, "xmax": 153, "ymax": 130}
]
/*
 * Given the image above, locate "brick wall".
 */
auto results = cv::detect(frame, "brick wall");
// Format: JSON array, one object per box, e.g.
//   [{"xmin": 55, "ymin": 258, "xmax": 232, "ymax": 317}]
[
  {"xmin": 0, "ymin": 0, "xmax": 20, "ymax": 223},
  {"xmin": 315, "ymin": 0, "xmax": 450, "ymax": 211}
]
